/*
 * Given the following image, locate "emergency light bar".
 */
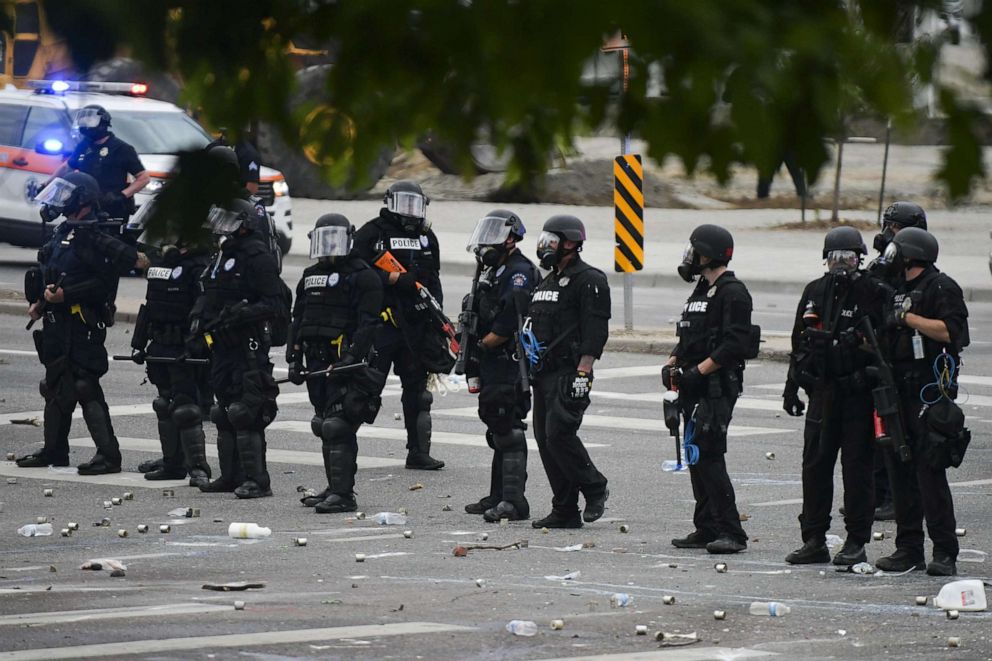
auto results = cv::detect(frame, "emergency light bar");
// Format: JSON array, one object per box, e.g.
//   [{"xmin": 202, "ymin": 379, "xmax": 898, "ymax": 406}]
[{"xmin": 27, "ymin": 80, "xmax": 149, "ymax": 96}]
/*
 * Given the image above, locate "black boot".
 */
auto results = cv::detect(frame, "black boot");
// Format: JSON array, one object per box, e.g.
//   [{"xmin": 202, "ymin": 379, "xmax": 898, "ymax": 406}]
[
  {"xmin": 315, "ymin": 423, "xmax": 358, "ymax": 514},
  {"xmin": 706, "ymin": 535, "xmax": 747, "ymax": 554},
  {"xmin": 671, "ymin": 530, "xmax": 716, "ymax": 549},
  {"xmin": 138, "ymin": 457, "xmax": 164, "ymax": 473},
  {"xmin": 583, "ymin": 487, "xmax": 609, "ymax": 523},
  {"xmin": 532, "ymin": 510, "xmax": 582, "ymax": 529},
  {"xmin": 302, "ymin": 487, "xmax": 331, "ymax": 507},
  {"xmin": 176, "ymin": 414, "xmax": 212, "ymax": 488},
  {"xmin": 234, "ymin": 430, "xmax": 272, "ymax": 499},
  {"xmin": 24, "ymin": 396, "xmax": 72, "ymax": 467},
  {"xmin": 467, "ymin": 446, "xmax": 502, "ymax": 514},
  {"xmin": 16, "ymin": 451, "xmax": 69, "ymax": 468},
  {"xmin": 465, "ymin": 496, "xmax": 496, "ymax": 515},
  {"xmin": 77, "ymin": 400, "xmax": 121, "ymax": 475},
  {"xmin": 873, "ymin": 501, "xmax": 896, "ymax": 521},
  {"xmin": 146, "ymin": 414, "xmax": 186, "ymax": 479},
  {"xmin": 832, "ymin": 540, "xmax": 867, "ymax": 566},
  {"xmin": 486, "ymin": 449, "xmax": 529, "ymax": 521},
  {"xmin": 200, "ymin": 429, "xmax": 243, "ymax": 493},
  {"xmin": 785, "ymin": 539, "xmax": 830, "ymax": 564},
  {"xmin": 404, "ymin": 389, "xmax": 444, "ymax": 469},
  {"xmin": 926, "ymin": 551, "xmax": 957, "ymax": 577},
  {"xmin": 876, "ymin": 548, "xmax": 926, "ymax": 572}
]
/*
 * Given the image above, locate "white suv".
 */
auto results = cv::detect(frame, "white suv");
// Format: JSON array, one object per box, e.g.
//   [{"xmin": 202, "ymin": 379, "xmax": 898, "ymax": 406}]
[{"xmin": 0, "ymin": 80, "xmax": 293, "ymax": 251}]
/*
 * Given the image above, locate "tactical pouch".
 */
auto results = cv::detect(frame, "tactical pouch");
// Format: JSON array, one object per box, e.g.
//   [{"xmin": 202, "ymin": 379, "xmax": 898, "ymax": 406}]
[
  {"xmin": 344, "ymin": 366, "xmax": 387, "ymax": 424},
  {"xmin": 745, "ymin": 324, "xmax": 762, "ymax": 360},
  {"xmin": 921, "ymin": 399, "xmax": 970, "ymax": 469},
  {"xmin": 24, "ymin": 266, "xmax": 43, "ymax": 304},
  {"xmin": 420, "ymin": 330, "xmax": 457, "ymax": 374},
  {"xmin": 789, "ymin": 350, "xmax": 821, "ymax": 392},
  {"xmin": 694, "ymin": 396, "xmax": 732, "ymax": 453},
  {"xmin": 32, "ymin": 330, "xmax": 44, "ymax": 363},
  {"xmin": 479, "ymin": 384, "xmax": 517, "ymax": 435},
  {"xmin": 241, "ymin": 370, "xmax": 279, "ymax": 427}
]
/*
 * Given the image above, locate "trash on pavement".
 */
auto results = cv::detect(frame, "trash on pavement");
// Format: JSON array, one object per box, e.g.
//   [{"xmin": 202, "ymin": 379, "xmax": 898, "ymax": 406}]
[
  {"xmin": 947, "ymin": 609, "xmax": 960, "ymax": 620},
  {"xmin": 825, "ymin": 534, "xmax": 843, "ymax": 548},
  {"xmin": 948, "ymin": 637, "xmax": 961, "ymax": 647},
  {"xmin": 60, "ymin": 528, "xmax": 71, "ymax": 537},
  {"xmin": 43, "ymin": 488, "xmax": 53, "ymax": 497},
  {"xmin": 159, "ymin": 525, "xmax": 171, "ymax": 533},
  {"xmin": 293, "ymin": 537, "xmax": 308, "ymax": 547},
  {"xmin": 934, "ymin": 580, "xmax": 987, "ymax": 612},
  {"xmin": 234, "ymin": 600, "xmax": 246, "ymax": 610},
  {"xmin": 409, "ymin": 483, "xmax": 424, "ymax": 491},
  {"xmin": 109, "ymin": 569, "xmax": 126, "ymax": 578},
  {"xmin": 228, "ymin": 523, "xmax": 271, "ymax": 539},
  {"xmin": 555, "ymin": 543, "xmax": 585, "ymax": 552},
  {"xmin": 116, "ymin": 529, "xmax": 128, "ymax": 538},
  {"xmin": 714, "ymin": 563, "xmax": 728, "ymax": 573},
  {"xmin": 441, "ymin": 504, "xmax": 452, "ymax": 512},
  {"xmin": 916, "ymin": 596, "xmax": 929, "ymax": 606},
  {"xmin": 506, "ymin": 620, "xmax": 538, "ymax": 636},
  {"xmin": 544, "ymin": 571, "xmax": 580, "ymax": 581},
  {"xmin": 610, "ymin": 593, "xmax": 632, "ymax": 608},
  {"xmin": 955, "ymin": 528, "xmax": 966, "ymax": 537},
  {"xmin": 619, "ymin": 524, "xmax": 629, "ymax": 533},
  {"xmin": 713, "ymin": 610, "xmax": 726, "ymax": 620},
  {"xmin": 67, "ymin": 522, "xmax": 79, "ymax": 531},
  {"xmin": 35, "ymin": 516, "xmax": 48, "ymax": 524},
  {"xmin": 201, "ymin": 581, "xmax": 265, "ymax": 591},
  {"xmin": 663, "ymin": 595, "xmax": 676, "ymax": 605},
  {"xmin": 475, "ymin": 578, "xmax": 485, "ymax": 587},
  {"xmin": 749, "ymin": 601, "xmax": 791, "ymax": 616},
  {"xmin": 452, "ymin": 546, "xmax": 468, "ymax": 557},
  {"xmin": 656, "ymin": 631, "xmax": 700, "ymax": 647},
  {"xmin": 550, "ymin": 619, "xmax": 565, "ymax": 630},
  {"xmin": 80, "ymin": 558, "xmax": 127, "ymax": 572},
  {"xmin": 635, "ymin": 624, "xmax": 648, "ymax": 634},
  {"xmin": 355, "ymin": 553, "xmax": 367, "ymax": 562},
  {"xmin": 846, "ymin": 562, "xmax": 875, "ymax": 575},
  {"xmin": 111, "ymin": 497, "xmax": 123, "ymax": 506},
  {"xmin": 403, "ymin": 530, "xmax": 413, "ymax": 538},
  {"xmin": 872, "ymin": 531, "xmax": 885, "ymax": 541},
  {"xmin": 10, "ymin": 417, "xmax": 40, "ymax": 426},
  {"xmin": 765, "ymin": 452, "xmax": 775, "ymax": 460},
  {"xmin": 373, "ymin": 512, "xmax": 407, "ymax": 525},
  {"xmin": 122, "ymin": 492, "xmax": 134, "ymax": 501},
  {"xmin": 17, "ymin": 523, "xmax": 53, "ymax": 537}
]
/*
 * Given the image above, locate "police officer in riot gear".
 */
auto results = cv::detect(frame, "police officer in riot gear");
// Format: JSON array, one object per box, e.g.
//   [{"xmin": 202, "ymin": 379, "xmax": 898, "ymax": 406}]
[
  {"xmin": 783, "ymin": 227, "xmax": 884, "ymax": 566},
  {"xmin": 867, "ymin": 202, "xmax": 926, "ymax": 521},
  {"xmin": 18, "ymin": 172, "xmax": 140, "ymax": 473},
  {"xmin": 524, "ymin": 215, "xmax": 610, "ymax": 529},
  {"xmin": 666, "ymin": 224, "xmax": 752, "ymax": 554},
  {"xmin": 874, "ymin": 227, "xmax": 969, "ymax": 576},
  {"xmin": 462, "ymin": 210, "xmax": 539, "ymax": 522},
  {"xmin": 129, "ymin": 207, "xmax": 214, "ymax": 486},
  {"xmin": 190, "ymin": 198, "xmax": 287, "ymax": 498},
  {"xmin": 53, "ymin": 105, "xmax": 150, "ymax": 221},
  {"xmin": 289, "ymin": 214, "xmax": 385, "ymax": 513},
  {"xmin": 354, "ymin": 180, "xmax": 446, "ymax": 470}
]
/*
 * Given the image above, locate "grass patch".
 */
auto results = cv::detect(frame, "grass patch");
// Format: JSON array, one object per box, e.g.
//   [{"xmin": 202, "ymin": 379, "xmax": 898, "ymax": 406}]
[{"xmin": 769, "ymin": 218, "xmax": 879, "ymax": 231}]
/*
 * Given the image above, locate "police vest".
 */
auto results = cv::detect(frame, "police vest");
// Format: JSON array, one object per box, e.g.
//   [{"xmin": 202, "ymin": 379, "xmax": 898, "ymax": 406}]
[
  {"xmin": 798, "ymin": 273, "xmax": 872, "ymax": 379},
  {"xmin": 297, "ymin": 260, "xmax": 365, "ymax": 342},
  {"xmin": 676, "ymin": 273, "xmax": 749, "ymax": 364},
  {"xmin": 199, "ymin": 239, "xmax": 269, "ymax": 322},
  {"xmin": 889, "ymin": 269, "xmax": 950, "ymax": 366},
  {"xmin": 528, "ymin": 261, "xmax": 596, "ymax": 361},
  {"xmin": 144, "ymin": 253, "xmax": 207, "ymax": 331},
  {"xmin": 44, "ymin": 223, "xmax": 118, "ymax": 309},
  {"xmin": 477, "ymin": 252, "xmax": 539, "ymax": 337}
]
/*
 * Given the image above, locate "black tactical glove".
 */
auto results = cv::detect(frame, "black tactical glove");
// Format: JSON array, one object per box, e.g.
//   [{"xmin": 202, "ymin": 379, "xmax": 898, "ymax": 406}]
[
  {"xmin": 567, "ymin": 370, "xmax": 593, "ymax": 400},
  {"xmin": 336, "ymin": 353, "xmax": 358, "ymax": 369},
  {"xmin": 185, "ymin": 333, "xmax": 208, "ymax": 358},
  {"xmin": 661, "ymin": 364, "xmax": 675, "ymax": 390},
  {"xmin": 288, "ymin": 361, "xmax": 306, "ymax": 385},
  {"xmin": 886, "ymin": 306, "xmax": 908, "ymax": 328},
  {"xmin": 782, "ymin": 380, "xmax": 805, "ymax": 417},
  {"xmin": 678, "ymin": 365, "xmax": 705, "ymax": 393},
  {"xmin": 393, "ymin": 272, "xmax": 418, "ymax": 293},
  {"xmin": 101, "ymin": 190, "xmax": 127, "ymax": 210},
  {"xmin": 130, "ymin": 348, "xmax": 146, "ymax": 365}
]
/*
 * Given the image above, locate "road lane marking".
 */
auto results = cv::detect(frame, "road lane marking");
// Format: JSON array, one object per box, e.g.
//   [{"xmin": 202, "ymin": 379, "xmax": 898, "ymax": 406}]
[
  {"xmin": 538, "ymin": 650, "xmax": 776, "ymax": 660},
  {"xmin": 749, "ymin": 498, "xmax": 804, "ymax": 507},
  {"xmin": 0, "ymin": 462, "xmax": 186, "ymax": 488},
  {"xmin": 0, "ymin": 603, "xmax": 230, "ymax": 627},
  {"xmin": 0, "ymin": 622, "xmax": 473, "ymax": 660}
]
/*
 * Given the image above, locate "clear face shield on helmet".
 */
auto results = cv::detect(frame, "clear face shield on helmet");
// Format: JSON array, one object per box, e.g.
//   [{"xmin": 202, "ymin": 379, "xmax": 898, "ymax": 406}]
[
  {"xmin": 387, "ymin": 191, "xmax": 428, "ymax": 219},
  {"xmin": 677, "ymin": 241, "xmax": 699, "ymax": 282},
  {"xmin": 825, "ymin": 249, "xmax": 860, "ymax": 275},
  {"xmin": 207, "ymin": 205, "xmax": 246, "ymax": 236},
  {"xmin": 309, "ymin": 225, "xmax": 352, "ymax": 260},
  {"xmin": 34, "ymin": 177, "xmax": 77, "ymax": 209},
  {"xmin": 535, "ymin": 230, "xmax": 561, "ymax": 267},
  {"xmin": 468, "ymin": 215, "xmax": 514, "ymax": 266}
]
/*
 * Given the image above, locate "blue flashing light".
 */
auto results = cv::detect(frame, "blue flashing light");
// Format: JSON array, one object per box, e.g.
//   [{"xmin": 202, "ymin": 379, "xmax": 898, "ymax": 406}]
[
  {"xmin": 50, "ymin": 81, "xmax": 70, "ymax": 93},
  {"xmin": 41, "ymin": 138, "xmax": 64, "ymax": 154}
]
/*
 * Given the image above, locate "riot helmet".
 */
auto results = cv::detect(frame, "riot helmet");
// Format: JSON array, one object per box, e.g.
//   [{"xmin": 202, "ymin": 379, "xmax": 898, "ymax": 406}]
[
  {"xmin": 73, "ymin": 105, "xmax": 111, "ymax": 141},
  {"xmin": 207, "ymin": 197, "xmax": 261, "ymax": 237},
  {"xmin": 208, "ymin": 144, "xmax": 240, "ymax": 183},
  {"xmin": 882, "ymin": 226, "xmax": 938, "ymax": 273},
  {"xmin": 874, "ymin": 201, "xmax": 927, "ymax": 253},
  {"xmin": 678, "ymin": 224, "xmax": 733, "ymax": 282},
  {"xmin": 822, "ymin": 226, "xmax": 866, "ymax": 275},
  {"xmin": 467, "ymin": 209, "xmax": 526, "ymax": 267},
  {"xmin": 536, "ymin": 215, "xmax": 585, "ymax": 270},
  {"xmin": 309, "ymin": 213, "xmax": 354, "ymax": 263},
  {"xmin": 35, "ymin": 171, "xmax": 101, "ymax": 222},
  {"xmin": 384, "ymin": 180, "xmax": 430, "ymax": 233}
]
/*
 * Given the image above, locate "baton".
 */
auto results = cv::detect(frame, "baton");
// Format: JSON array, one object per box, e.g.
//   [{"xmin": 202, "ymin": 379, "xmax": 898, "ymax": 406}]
[
  {"xmin": 26, "ymin": 273, "xmax": 66, "ymax": 330},
  {"xmin": 113, "ymin": 354, "xmax": 210, "ymax": 365},
  {"xmin": 276, "ymin": 361, "xmax": 368, "ymax": 385}
]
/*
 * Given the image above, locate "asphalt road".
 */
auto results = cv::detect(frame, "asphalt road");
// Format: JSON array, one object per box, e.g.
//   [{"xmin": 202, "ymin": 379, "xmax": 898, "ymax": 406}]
[{"xmin": 1, "ymin": 310, "xmax": 991, "ymax": 659}]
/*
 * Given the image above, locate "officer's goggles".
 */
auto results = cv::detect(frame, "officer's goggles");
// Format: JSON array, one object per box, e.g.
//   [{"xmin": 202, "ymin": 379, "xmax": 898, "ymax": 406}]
[
  {"xmin": 34, "ymin": 177, "xmax": 76, "ymax": 206},
  {"xmin": 309, "ymin": 225, "xmax": 352, "ymax": 259},
  {"xmin": 536, "ymin": 231, "xmax": 560, "ymax": 255},
  {"xmin": 207, "ymin": 205, "xmax": 246, "ymax": 235},
  {"xmin": 386, "ymin": 191, "xmax": 428, "ymax": 219},
  {"xmin": 466, "ymin": 215, "xmax": 514, "ymax": 251},
  {"xmin": 825, "ymin": 249, "xmax": 860, "ymax": 273}
]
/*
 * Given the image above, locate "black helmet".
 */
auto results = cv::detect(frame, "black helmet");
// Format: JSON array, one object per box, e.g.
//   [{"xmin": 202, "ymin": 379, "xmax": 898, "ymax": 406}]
[
  {"xmin": 309, "ymin": 213, "xmax": 354, "ymax": 262},
  {"xmin": 679, "ymin": 224, "xmax": 733, "ymax": 282},
  {"xmin": 536, "ymin": 215, "xmax": 585, "ymax": 269},
  {"xmin": 74, "ymin": 105, "xmax": 111, "ymax": 140},
  {"xmin": 35, "ymin": 171, "xmax": 101, "ymax": 221},
  {"xmin": 542, "ymin": 214, "xmax": 586, "ymax": 241},
  {"xmin": 208, "ymin": 144, "xmax": 240, "ymax": 180},
  {"xmin": 882, "ymin": 202, "xmax": 927, "ymax": 231},
  {"xmin": 384, "ymin": 180, "xmax": 429, "ymax": 232},
  {"xmin": 208, "ymin": 197, "xmax": 264, "ymax": 236},
  {"xmin": 467, "ymin": 209, "xmax": 526, "ymax": 267},
  {"xmin": 890, "ymin": 226, "xmax": 938, "ymax": 264},
  {"xmin": 822, "ymin": 226, "xmax": 866, "ymax": 258}
]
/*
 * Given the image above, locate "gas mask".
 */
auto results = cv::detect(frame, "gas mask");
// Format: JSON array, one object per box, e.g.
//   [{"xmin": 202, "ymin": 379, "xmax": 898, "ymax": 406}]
[
  {"xmin": 872, "ymin": 225, "xmax": 896, "ymax": 253},
  {"xmin": 161, "ymin": 245, "xmax": 181, "ymax": 267},
  {"xmin": 79, "ymin": 125, "xmax": 109, "ymax": 141},
  {"xmin": 677, "ymin": 242, "xmax": 702, "ymax": 282},
  {"xmin": 879, "ymin": 241, "xmax": 903, "ymax": 276},
  {"xmin": 475, "ymin": 244, "xmax": 505, "ymax": 268},
  {"xmin": 536, "ymin": 231, "xmax": 570, "ymax": 270},
  {"xmin": 825, "ymin": 249, "xmax": 860, "ymax": 277}
]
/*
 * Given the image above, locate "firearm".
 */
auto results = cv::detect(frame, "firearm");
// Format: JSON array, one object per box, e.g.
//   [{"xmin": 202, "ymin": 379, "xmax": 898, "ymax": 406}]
[
  {"xmin": 512, "ymin": 287, "xmax": 531, "ymax": 392},
  {"xmin": 275, "ymin": 361, "xmax": 368, "ymax": 385},
  {"xmin": 859, "ymin": 316, "xmax": 912, "ymax": 463},
  {"xmin": 454, "ymin": 265, "xmax": 482, "ymax": 389},
  {"xmin": 373, "ymin": 250, "xmax": 460, "ymax": 359},
  {"xmin": 26, "ymin": 272, "xmax": 66, "ymax": 330},
  {"xmin": 662, "ymin": 371, "xmax": 686, "ymax": 471},
  {"xmin": 113, "ymin": 354, "xmax": 210, "ymax": 365}
]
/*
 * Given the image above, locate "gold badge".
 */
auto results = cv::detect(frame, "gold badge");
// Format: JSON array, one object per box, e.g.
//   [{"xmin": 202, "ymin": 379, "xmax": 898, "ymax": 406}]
[
  {"xmin": 99, "ymin": 147, "xmax": 109, "ymax": 157},
  {"xmin": 707, "ymin": 286, "xmax": 717, "ymax": 298}
]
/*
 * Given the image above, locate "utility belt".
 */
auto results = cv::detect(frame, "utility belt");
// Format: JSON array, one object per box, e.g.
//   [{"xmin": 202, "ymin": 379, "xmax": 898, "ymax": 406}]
[
  {"xmin": 149, "ymin": 323, "xmax": 185, "ymax": 346},
  {"xmin": 830, "ymin": 370, "xmax": 869, "ymax": 392},
  {"xmin": 302, "ymin": 334, "xmax": 347, "ymax": 362},
  {"xmin": 48, "ymin": 302, "xmax": 114, "ymax": 330},
  {"xmin": 204, "ymin": 323, "xmax": 268, "ymax": 352},
  {"xmin": 379, "ymin": 307, "xmax": 398, "ymax": 328}
]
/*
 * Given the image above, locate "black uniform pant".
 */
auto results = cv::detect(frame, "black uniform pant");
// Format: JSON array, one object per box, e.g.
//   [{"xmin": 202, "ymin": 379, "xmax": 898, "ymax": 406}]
[
  {"xmin": 532, "ymin": 368, "xmax": 607, "ymax": 515},
  {"xmin": 38, "ymin": 315, "xmax": 119, "ymax": 463},
  {"xmin": 682, "ymin": 386, "xmax": 747, "ymax": 543},
  {"xmin": 147, "ymin": 339, "xmax": 213, "ymax": 470},
  {"xmin": 372, "ymin": 323, "xmax": 430, "ymax": 453},
  {"xmin": 885, "ymin": 381, "xmax": 959, "ymax": 560},
  {"xmin": 477, "ymin": 352, "xmax": 530, "ymax": 506},
  {"xmin": 798, "ymin": 384, "xmax": 875, "ymax": 545}
]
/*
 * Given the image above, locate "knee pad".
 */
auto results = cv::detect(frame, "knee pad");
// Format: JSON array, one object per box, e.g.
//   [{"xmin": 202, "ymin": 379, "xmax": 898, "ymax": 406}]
[
  {"xmin": 172, "ymin": 393, "xmax": 195, "ymax": 409},
  {"xmin": 39, "ymin": 379, "xmax": 51, "ymax": 400},
  {"xmin": 226, "ymin": 402, "xmax": 255, "ymax": 431},
  {"xmin": 418, "ymin": 390, "xmax": 433, "ymax": 411},
  {"xmin": 152, "ymin": 396, "xmax": 172, "ymax": 421},
  {"xmin": 172, "ymin": 403, "xmax": 202, "ymax": 429},
  {"xmin": 311, "ymin": 415, "xmax": 324, "ymax": 438},
  {"xmin": 321, "ymin": 417, "xmax": 352, "ymax": 444},
  {"xmin": 492, "ymin": 429, "xmax": 526, "ymax": 452},
  {"xmin": 485, "ymin": 430, "xmax": 495, "ymax": 450},
  {"xmin": 74, "ymin": 378, "xmax": 97, "ymax": 403},
  {"xmin": 210, "ymin": 404, "xmax": 234, "ymax": 430}
]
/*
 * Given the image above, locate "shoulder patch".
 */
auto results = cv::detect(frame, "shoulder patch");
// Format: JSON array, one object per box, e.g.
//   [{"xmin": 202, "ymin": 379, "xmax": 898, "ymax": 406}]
[{"xmin": 511, "ymin": 272, "xmax": 528, "ymax": 288}]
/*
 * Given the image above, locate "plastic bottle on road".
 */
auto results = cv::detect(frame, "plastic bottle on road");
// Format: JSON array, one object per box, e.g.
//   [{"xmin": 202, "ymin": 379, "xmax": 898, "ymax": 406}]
[
  {"xmin": 749, "ymin": 601, "xmax": 791, "ymax": 617},
  {"xmin": 373, "ymin": 512, "xmax": 407, "ymax": 526},
  {"xmin": 505, "ymin": 620, "xmax": 538, "ymax": 636},
  {"xmin": 661, "ymin": 460, "xmax": 687, "ymax": 472},
  {"xmin": 228, "ymin": 522, "xmax": 272, "ymax": 539},
  {"xmin": 610, "ymin": 593, "xmax": 633, "ymax": 608},
  {"xmin": 17, "ymin": 523, "xmax": 53, "ymax": 537},
  {"xmin": 934, "ymin": 580, "xmax": 988, "ymax": 611}
]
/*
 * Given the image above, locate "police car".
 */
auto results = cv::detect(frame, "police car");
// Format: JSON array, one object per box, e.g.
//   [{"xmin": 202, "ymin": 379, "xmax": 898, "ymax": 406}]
[{"xmin": 0, "ymin": 80, "xmax": 293, "ymax": 251}]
